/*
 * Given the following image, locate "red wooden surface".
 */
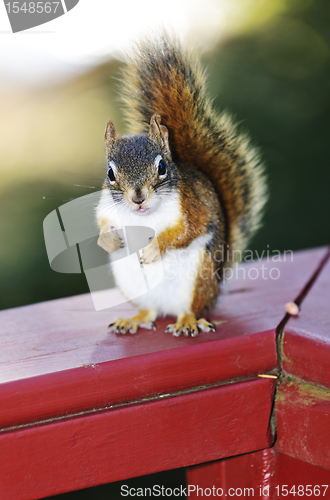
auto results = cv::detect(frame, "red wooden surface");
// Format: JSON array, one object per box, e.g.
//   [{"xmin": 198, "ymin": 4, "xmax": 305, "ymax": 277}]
[
  {"xmin": 282, "ymin": 250, "xmax": 330, "ymax": 387},
  {"xmin": 0, "ymin": 378, "xmax": 275, "ymax": 500},
  {"xmin": 0, "ymin": 330, "xmax": 276, "ymax": 430},
  {"xmin": 0, "ymin": 248, "xmax": 327, "ymax": 430},
  {"xmin": 187, "ymin": 447, "xmax": 330, "ymax": 499},
  {"xmin": 186, "ymin": 249, "xmax": 330, "ymax": 497},
  {"xmin": 0, "ymin": 247, "xmax": 329, "ymax": 499},
  {"xmin": 275, "ymin": 249, "xmax": 330, "ymax": 470},
  {"xmin": 276, "ymin": 378, "xmax": 330, "ymax": 470}
]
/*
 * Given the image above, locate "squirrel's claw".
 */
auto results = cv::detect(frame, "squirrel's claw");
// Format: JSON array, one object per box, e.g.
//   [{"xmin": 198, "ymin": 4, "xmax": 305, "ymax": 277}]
[
  {"xmin": 197, "ymin": 318, "xmax": 216, "ymax": 333},
  {"xmin": 108, "ymin": 311, "xmax": 157, "ymax": 335},
  {"xmin": 166, "ymin": 315, "xmax": 216, "ymax": 337},
  {"xmin": 98, "ymin": 230, "xmax": 124, "ymax": 254},
  {"xmin": 140, "ymin": 238, "xmax": 161, "ymax": 265},
  {"xmin": 108, "ymin": 318, "xmax": 138, "ymax": 334}
]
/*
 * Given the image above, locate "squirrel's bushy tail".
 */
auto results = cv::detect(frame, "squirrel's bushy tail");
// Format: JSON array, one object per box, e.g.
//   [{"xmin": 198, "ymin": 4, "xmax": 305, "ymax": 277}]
[{"xmin": 122, "ymin": 35, "xmax": 267, "ymax": 261}]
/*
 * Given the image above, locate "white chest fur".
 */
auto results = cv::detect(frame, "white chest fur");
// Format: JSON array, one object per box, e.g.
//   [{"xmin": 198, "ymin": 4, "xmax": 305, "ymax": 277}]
[{"xmin": 97, "ymin": 189, "xmax": 210, "ymax": 317}]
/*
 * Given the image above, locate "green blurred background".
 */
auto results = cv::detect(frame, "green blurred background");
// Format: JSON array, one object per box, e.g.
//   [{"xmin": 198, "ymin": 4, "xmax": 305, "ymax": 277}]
[
  {"xmin": 0, "ymin": 0, "xmax": 329, "ymax": 498},
  {"xmin": 1, "ymin": 0, "xmax": 329, "ymax": 312}
]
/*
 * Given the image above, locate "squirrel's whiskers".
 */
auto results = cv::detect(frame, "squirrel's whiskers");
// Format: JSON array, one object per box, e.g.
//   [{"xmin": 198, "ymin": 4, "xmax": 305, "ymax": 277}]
[{"xmin": 96, "ymin": 34, "xmax": 267, "ymax": 337}]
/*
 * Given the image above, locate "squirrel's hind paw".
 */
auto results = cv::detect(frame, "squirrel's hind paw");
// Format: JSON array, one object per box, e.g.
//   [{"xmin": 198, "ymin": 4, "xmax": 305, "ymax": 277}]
[
  {"xmin": 108, "ymin": 310, "xmax": 157, "ymax": 335},
  {"xmin": 108, "ymin": 318, "xmax": 139, "ymax": 334},
  {"xmin": 165, "ymin": 314, "xmax": 216, "ymax": 338},
  {"xmin": 197, "ymin": 318, "xmax": 216, "ymax": 333}
]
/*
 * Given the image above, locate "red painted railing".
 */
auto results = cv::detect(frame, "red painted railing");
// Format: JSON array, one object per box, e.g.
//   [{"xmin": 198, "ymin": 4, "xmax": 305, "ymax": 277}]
[{"xmin": 0, "ymin": 247, "xmax": 329, "ymax": 499}]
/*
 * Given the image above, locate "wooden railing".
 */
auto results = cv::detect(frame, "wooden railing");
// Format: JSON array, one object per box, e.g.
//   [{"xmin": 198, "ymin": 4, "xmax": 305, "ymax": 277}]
[{"xmin": 0, "ymin": 247, "xmax": 329, "ymax": 499}]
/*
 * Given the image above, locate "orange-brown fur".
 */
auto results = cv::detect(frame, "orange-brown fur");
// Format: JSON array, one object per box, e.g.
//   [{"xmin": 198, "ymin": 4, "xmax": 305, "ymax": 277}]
[
  {"xmin": 98, "ymin": 35, "xmax": 267, "ymax": 336},
  {"xmin": 155, "ymin": 173, "xmax": 225, "ymax": 255},
  {"xmin": 122, "ymin": 36, "xmax": 267, "ymax": 264},
  {"xmin": 191, "ymin": 250, "xmax": 219, "ymax": 317}
]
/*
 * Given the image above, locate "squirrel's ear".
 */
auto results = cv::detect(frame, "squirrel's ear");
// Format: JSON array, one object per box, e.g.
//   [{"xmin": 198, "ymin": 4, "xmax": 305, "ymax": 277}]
[
  {"xmin": 148, "ymin": 114, "xmax": 171, "ymax": 155},
  {"xmin": 105, "ymin": 120, "xmax": 118, "ymax": 150}
]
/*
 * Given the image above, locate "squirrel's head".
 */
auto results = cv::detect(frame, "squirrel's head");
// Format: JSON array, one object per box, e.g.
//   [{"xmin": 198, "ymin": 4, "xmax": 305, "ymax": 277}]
[{"xmin": 103, "ymin": 114, "xmax": 177, "ymax": 215}]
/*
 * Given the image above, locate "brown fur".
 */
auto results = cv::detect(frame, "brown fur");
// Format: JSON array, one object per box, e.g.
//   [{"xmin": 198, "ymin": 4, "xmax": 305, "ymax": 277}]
[
  {"xmin": 157, "ymin": 171, "xmax": 224, "ymax": 253},
  {"xmin": 99, "ymin": 35, "xmax": 267, "ymax": 335},
  {"xmin": 122, "ymin": 35, "xmax": 267, "ymax": 264},
  {"xmin": 191, "ymin": 250, "xmax": 219, "ymax": 317}
]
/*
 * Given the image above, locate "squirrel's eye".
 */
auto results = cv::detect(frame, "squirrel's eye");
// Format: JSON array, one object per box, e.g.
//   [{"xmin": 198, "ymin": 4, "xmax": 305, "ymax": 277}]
[
  {"xmin": 107, "ymin": 166, "xmax": 116, "ymax": 183},
  {"xmin": 158, "ymin": 160, "xmax": 167, "ymax": 177}
]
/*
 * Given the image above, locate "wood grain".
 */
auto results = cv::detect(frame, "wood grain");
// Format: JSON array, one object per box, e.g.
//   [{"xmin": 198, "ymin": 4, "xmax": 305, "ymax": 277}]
[
  {"xmin": 276, "ymin": 378, "xmax": 330, "ymax": 470},
  {"xmin": 0, "ymin": 378, "xmax": 275, "ymax": 500},
  {"xmin": 1, "ymin": 248, "xmax": 327, "ymax": 429},
  {"xmin": 282, "ymin": 249, "xmax": 330, "ymax": 387},
  {"xmin": 187, "ymin": 447, "xmax": 330, "ymax": 499}
]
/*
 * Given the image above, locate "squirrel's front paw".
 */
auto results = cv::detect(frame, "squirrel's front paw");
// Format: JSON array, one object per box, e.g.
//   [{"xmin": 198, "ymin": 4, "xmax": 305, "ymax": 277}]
[
  {"xmin": 97, "ymin": 227, "xmax": 124, "ymax": 254},
  {"xmin": 140, "ymin": 237, "xmax": 161, "ymax": 264}
]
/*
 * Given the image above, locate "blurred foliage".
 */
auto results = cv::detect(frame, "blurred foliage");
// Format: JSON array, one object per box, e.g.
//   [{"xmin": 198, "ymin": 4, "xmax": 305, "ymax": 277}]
[
  {"xmin": 206, "ymin": 0, "xmax": 330, "ymax": 253},
  {"xmin": 0, "ymin": 0, "xmax": 330, "ymax": 311},
  {"xmin": 0, "ymin": 60, "xmax": 123, "ymax": 310}
]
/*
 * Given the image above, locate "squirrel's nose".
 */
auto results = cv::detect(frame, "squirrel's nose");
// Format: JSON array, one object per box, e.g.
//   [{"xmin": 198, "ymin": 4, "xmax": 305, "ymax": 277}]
[{"xmin": 132, "ymin": 194, "xmax": 145, "ymax": 205}]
